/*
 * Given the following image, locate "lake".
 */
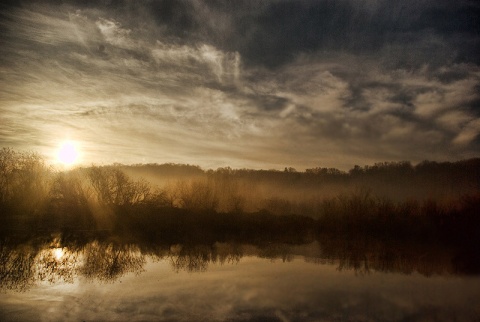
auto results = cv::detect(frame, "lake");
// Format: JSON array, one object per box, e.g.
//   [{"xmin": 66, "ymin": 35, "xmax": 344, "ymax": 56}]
[{"xmin": 1, "ymin": 238, "xmax": 479, "ymax": 321}]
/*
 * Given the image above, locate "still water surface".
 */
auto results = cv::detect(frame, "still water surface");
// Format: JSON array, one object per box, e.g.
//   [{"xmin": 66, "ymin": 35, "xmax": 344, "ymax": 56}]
[{"xmin": 1, "ymin": 240, "xmax": 479, "ymax": 321}]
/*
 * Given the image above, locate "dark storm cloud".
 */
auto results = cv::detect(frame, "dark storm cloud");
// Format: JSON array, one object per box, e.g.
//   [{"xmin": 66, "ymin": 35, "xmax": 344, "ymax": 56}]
[
  {"xmin": 4, "ymin": 0, "xmax": 478, "ymax": 72},
  {"xmin": 137, "ymin": 0, "xmax": 480, "ymax": 69},
  {"xmin": 4, "ymin": 0, "xmax": 479, "ymax": 69}
]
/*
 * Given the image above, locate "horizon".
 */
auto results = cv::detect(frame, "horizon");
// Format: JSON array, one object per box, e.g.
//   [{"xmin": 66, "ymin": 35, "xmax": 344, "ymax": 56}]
[
  {"xmin": 4, "ymin": 145, "xmax": 479, "ymax": 173},
  {"xmin": 1, "ymin": 1, "xmax": 479, "ymax": 170}
]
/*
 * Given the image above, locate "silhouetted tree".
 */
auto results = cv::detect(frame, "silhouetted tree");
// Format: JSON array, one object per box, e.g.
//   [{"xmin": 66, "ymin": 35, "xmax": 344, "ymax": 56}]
[
  {"xmin": 87, "ymin": 166, "xmax": 151, "ymax": 206},
  {"xmin": 0, "ymin": 148, "xmax": 50, "ymax": 220}
]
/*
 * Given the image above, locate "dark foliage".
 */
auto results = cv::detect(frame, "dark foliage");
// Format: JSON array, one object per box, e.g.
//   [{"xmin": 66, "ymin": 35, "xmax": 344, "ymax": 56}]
[{"xmin": 1, "ymin": 147, "xmax": 479, "ymax": 264}]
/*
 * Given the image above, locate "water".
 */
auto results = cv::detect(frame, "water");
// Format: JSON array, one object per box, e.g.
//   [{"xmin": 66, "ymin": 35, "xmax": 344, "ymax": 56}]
[{"xmin": 1, "ymin": 239, "xmax": 479, "ymax": 321}]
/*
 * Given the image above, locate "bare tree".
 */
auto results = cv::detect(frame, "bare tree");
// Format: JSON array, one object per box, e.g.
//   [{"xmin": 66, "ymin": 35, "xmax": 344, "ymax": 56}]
[{"xmin": 87, "ymin": 166, "xmax": 152, "ymax": 206}]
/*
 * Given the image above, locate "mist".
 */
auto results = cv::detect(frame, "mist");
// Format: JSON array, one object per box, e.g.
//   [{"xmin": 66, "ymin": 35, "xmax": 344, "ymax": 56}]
[{"xmin": 1, "ymin": 147, "xmax": 479, "ymax": 243}]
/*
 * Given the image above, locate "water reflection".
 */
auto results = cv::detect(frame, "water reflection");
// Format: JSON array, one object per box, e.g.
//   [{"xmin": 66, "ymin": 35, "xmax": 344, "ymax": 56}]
[
  {"xmin": 1, "ymin": 233, "xmax": 478, "ymax": 292},
  {"xmin": 168, "ymin": 244, "xmax": 243, "ymax": 272},
  {"xmin": 80, "ymin": 241, "xmax": 146, "ymax": 282},
  {"xmin": 313, "ymin": 235, "xmax": 461, "ymax": 276}
]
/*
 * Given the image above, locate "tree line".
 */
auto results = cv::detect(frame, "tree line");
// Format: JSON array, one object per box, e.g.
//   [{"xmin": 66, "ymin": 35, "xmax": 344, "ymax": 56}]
[{"xmin": 1, "ymin": 147, "xmax": 479, "ymax": 250}]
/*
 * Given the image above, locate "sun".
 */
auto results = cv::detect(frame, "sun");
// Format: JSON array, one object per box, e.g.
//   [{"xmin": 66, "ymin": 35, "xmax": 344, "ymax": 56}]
[
  {"xmin": 53, "ymin": 247, "xmax": 64, "ymax": 260},
  {"xmin": 57, "ymin": 141, "xmax": 79, "ymax": 166}
]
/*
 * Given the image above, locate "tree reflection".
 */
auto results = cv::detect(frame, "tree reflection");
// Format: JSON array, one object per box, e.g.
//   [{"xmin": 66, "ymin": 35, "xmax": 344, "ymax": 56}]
[
  {"xmin": 0, "ymin": 243, "xmax": 37, "ymax": 291},
  {"xmin": 257, "ymin": 243, "xmax": 294, "ymax": 263},
  {"xmin": 168, "ymin": 243, "xmax": 243, "ymax": 272},
  {"xmin": 36, "ymin": 246, "xmax": 79, "ymax": 284},
  {"xmin": 80, "ymin": 241, "xmax": 146, "ymax": 282},
  {"xmin": 0, "ymin": 238, "xmax": 147, "ymax": 291},
  {"xmin": 1, "ymin": 232, "xmax": 479, "ymax": 292},
  {"xmin": 168, "ymin": 245, "xmax": 211, "ymax": 272},
  {"xmin": 211, "ymin": 242, "xmax": 243, "ymax": 266},
  {"xmin": 315, "ymin": 235, "xmax": 461, "ymax": 276}
]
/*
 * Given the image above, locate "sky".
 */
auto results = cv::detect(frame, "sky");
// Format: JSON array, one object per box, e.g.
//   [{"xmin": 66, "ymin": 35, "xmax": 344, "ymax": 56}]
[{"xmin": 1, "ymin": 0, "xmax": 479, "ymax": 170}]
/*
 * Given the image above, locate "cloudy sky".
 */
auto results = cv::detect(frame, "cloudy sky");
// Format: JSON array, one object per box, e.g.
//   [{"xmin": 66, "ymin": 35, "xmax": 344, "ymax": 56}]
[{"xmin": 1, "ymin": 0, "xmax": 479, "ymax": 170}]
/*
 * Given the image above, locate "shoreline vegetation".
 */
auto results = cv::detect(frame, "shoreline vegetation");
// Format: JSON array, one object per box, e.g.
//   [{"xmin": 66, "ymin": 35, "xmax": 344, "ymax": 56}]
[{"xmin": 1, "ymin": 147, "xmax": 480, "ymax": 281}]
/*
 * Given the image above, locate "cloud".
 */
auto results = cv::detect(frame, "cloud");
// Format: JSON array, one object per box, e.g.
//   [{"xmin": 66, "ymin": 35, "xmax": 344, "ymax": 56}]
[
  {"xmin": 0, "ymin": 0, "xmax": 479, "ymax": 169},
  {"xmin": 142, "ymin": 0, "xmax": 480, "ymax": 69}
]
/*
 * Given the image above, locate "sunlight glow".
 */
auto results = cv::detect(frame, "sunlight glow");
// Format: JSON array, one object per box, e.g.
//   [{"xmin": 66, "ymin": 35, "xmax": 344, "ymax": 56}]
[
  {"xmin": 57, "ymin": 141, "xmax": 79, "ymax": 166},
  {"xmin": 53, "ymin": 248, "xmax": 64, "ymax": 260}
]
